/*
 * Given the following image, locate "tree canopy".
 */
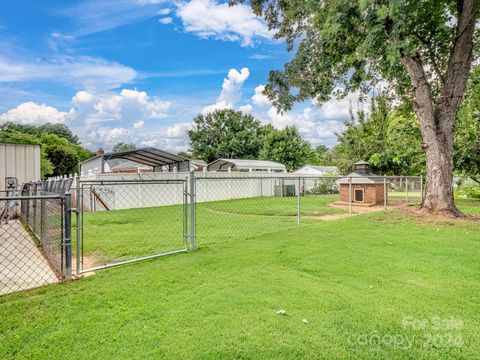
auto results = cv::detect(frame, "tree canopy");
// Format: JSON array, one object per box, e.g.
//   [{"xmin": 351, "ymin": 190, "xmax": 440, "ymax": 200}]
[
  {"xmin": 1, "ymin": 122, "xmax": 80, "ymax": 144},
  {"xmin": 240, "ymin": 0, "xmax": 478, "ymax": 110},
  {"xmin": 112, "ymin": 142, "xmax": 136, "ymax": 153},
  {"xmin": 188, "ymin": 109, "xmax": 263, "ymax": 163},
  {"xmin": 333, "ymin": 97, "xmax": 424, "ymax": 175},
  {"xmin": 260, "ymin": 125, "xmax": 315, "ymax": 171},
  {"xmin": 454, "ymin": 66, "xmax": 480, "ymax": 183}
]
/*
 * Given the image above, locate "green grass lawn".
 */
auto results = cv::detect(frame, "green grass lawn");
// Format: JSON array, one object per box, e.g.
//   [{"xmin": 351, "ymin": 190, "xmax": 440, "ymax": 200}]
[
  {"xmin": 1, "ymin": 198, "xmax": 479, "ymax": 359},
  {"xmin": 75, "ymin": 195, "xmax": 345, "ymax": 266}
]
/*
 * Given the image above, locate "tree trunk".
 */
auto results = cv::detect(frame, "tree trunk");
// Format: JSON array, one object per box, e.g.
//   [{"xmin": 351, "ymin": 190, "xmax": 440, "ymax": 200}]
[
  {"xmin": 420, "ymin": 114, "xmax": 463, "ymax": 216},
  {"xmin": 399, "ymin": 0, "xmax": 479, "ymax": 217}
]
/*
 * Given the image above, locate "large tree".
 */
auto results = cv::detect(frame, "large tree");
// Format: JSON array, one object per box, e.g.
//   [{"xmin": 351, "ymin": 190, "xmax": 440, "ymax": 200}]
[
  {"xmin": 240, "ymin": 0, "xmax": 479, "ymax": 216},
  {"xmin": 188, "ymin": 109, "xmax": 263, "ymax": 163}
]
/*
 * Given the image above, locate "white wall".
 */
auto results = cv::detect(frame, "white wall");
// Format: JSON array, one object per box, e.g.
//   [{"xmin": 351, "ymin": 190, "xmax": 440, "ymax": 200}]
[
  {"xmin": 77, "ymin": 171, "xmax": 303, "ymax": 211},
  {"xmin": 80, "ymin": 156, "xmax": 103, "ymax": 176},
  {"xmin": 0, "ymin": 144, "xmax": 40, "ymax": 191}
]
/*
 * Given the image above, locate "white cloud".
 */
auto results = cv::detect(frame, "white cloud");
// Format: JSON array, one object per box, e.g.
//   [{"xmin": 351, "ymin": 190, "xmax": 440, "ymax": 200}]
[
  {"xmin": 267, "ymin": 106, "xmax": 294, "ymax": 129},
  {"xmin": 166, "ymin": 122, "xmax": 192, "ymax": 138},
  {"xmin": 87, "ymin": 127, "xmax": 129, "ymax": 147},
  {"xmin": 157, "ymin": 8, "xmax": 171, "ymax": 15},
  {"xmin": 133, "ymin": 120, "xmax": 144, "ymax": 129},
  {"xmin": 59, "ymin": 0, "xmax": 166, "ymax": 36},
  {"xmin": 251, "ymin": 85, "xmax": 270, "ymax": 106},
  {"xmin": 202, "ymin": 67, "xmax": 249, "ymax": 114},
  {"xmin": 159, "ymin": 17, "xmax": 173, "ymax": 24},
  {"xmin": 0, "ymin": 102, "xmax": 69, "ymax": 125},
  {"xmin": 138, "ymin": 0, "xmax": 165, "ymax": 4},
  {"xmin": 69, "ymin": 89, "xmax": 171, "ymax": 125},
  {"xmin": 250, "ymin": 54, "xmax": 274, "ymax": 60},
  {"xmin": 239, "ymin": 104, "xmax": 253, "ymax": 113},
  {"xmin": 0, "ymin": 88, "xmax": 174, "ymax": 150},
  {"xmin": 141, "ymin": 139, "xmax": 158, "ymax": 147},
  {"xmin": 0, "ymin": 55, "xmax": 137, "ymax": 91},
  {"xmin": 265, "ymin": 105, "xmax": 344, "ymax": 147},
  {"xmin": 176, "ymin": 0, "xmax": 272, "ymax": 46}
]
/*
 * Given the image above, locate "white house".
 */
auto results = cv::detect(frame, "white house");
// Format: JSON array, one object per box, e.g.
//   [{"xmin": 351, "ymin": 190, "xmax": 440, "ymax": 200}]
[
  {"xmin": 207, "ymin": 159, "xmax": 286, "ymax": 172},
  {"xmin": 294, "ymin": 165, "xmax": 339, "ymax": 176}
]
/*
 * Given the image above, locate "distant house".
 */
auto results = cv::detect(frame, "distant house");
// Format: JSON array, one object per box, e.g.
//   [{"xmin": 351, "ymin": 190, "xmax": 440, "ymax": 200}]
[
  {"xmin": 190, "ymin": 159, "xmax": 207, "ymax": 172},
  {"xmin": 80, "ymin": 147, "xmax": 190, "ymax": 175},
  {"xmin": 108, "ymin": 159, "xmax": 153, "ymax": 173},
  {"xmin": 207, "ymin": 159, "xmax": 286, "ymax": 172},
  {"xmin": 294, "ymin": 165, "xmax": 339, "ymax": 176}
]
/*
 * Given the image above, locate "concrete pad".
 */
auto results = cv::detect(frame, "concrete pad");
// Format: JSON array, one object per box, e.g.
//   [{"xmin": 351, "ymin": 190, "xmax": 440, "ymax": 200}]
[{"xmin": 0, "ymin": 220, "xmax": 58, "ymax": 296}]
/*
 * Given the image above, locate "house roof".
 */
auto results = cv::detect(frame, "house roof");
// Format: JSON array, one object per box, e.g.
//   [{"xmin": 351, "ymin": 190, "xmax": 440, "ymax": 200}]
[
  {"xmin": 207, "ymin": 158, "xmax": 286, "ymax": 171},
  {"xmin": 336, "ymin": 172, "xmax": 388, "ymax": 184},
  {"xmin": 191, "ymin": 159, "xmax": 207, "ymax": 166},
  {"xmin": 81, "ymin": 147, "xmax": 190, "ymax": 170},
  {"xmin": 108, "ymin": 159, "xmax": 151, "ymax": 171},
  {"xmin": 294, "ymin": 165, "xmax": 339, "ymax": 173},
  {"xmin": 354, "ymin": 160, "xmax": 370, "ymax": 166}
]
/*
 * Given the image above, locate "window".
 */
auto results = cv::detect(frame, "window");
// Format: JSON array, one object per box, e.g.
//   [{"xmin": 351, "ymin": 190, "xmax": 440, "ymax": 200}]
[{"xmin": 354, "ymin": 189, "xmax": 364, "ymax": 202}]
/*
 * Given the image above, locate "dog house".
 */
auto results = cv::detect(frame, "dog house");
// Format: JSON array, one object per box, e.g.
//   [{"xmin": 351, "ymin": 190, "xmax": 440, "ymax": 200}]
[{"xmin": 336, "ymin": 161, "xmax": 388, "ymax": 206}]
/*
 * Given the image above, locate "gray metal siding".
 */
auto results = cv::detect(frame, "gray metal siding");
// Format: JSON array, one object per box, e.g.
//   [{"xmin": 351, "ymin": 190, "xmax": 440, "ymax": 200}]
[{"xmin": 0, "ymin": 143, "xmax": 41, "ymax": 191}]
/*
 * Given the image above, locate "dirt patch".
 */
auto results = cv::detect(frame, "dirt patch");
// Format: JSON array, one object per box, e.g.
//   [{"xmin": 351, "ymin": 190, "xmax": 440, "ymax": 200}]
[
  {"xmin": 328, "ymin": 202, "xmax": 408, "ymax": 214},
  {"xmin": 397, "ymin": 206, "xmax": 480, "ymax": 225},
  {"xmin": 316, "ymin": 213, "xmax": 354, "ymax": 221},
  {"xmin": 71, "ymin": 253, "xmax": 101, "ymax": 276}
]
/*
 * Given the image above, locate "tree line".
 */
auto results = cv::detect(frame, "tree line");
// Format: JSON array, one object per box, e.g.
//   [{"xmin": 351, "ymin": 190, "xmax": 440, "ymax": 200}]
[{"xmin": 186, "ymin": 64, "xmax": 480, "ymax": 179}]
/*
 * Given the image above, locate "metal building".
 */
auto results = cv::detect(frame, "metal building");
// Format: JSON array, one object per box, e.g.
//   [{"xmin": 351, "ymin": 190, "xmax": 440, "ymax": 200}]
[
  {"xmin": 0, "ymin": 143, "xmax": 41, "ymax": 192},
  {"xmin": 80, "ymin": 147, "xmax": 191, "ymax": 175}
]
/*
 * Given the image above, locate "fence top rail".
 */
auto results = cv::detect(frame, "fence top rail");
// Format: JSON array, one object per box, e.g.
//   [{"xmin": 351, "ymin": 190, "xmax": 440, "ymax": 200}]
[
  {"xmin": 79, "ymin": 179, "xmax": 187, "ymax": 185},
  {"xmin": 195, "ymin": 175, "xmax": 423, "ymax": 180},
  {"xmin": 0, "ymin": 195, "xmax": 63, "ymax": 201}
]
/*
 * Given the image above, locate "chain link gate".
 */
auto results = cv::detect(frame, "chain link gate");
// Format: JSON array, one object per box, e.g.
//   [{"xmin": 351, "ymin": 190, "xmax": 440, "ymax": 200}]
[{"xmin": 76, "ymin": 178, "xmax": 194, "ymax": 274}]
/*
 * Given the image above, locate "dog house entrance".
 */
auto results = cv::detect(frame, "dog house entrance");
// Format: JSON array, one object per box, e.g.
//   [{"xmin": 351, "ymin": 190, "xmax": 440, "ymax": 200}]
[{"xmin": 354, "ymin": 189, "xmax": 364, "ymax": 202}]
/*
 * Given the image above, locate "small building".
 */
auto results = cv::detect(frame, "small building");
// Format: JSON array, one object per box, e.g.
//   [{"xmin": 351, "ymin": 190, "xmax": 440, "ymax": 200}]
[
  {"xmin": 190, "ymin": 159, "xmax": 207, "ymax": 172},
  {"xmin": 294, "ymin": 164, "xmax": 339, "ymax": 176},
  {"xmin": 80, "ymin": 147, "xmax": 190, "ymax": 175},
  {"xmin": 336, "ymin": 161, "xmax": 388, "ymax": 206},
  {"xmin": 0, "ymin": 143, "xmax": 41, "ymax": 192},
  {"xmin": 108, "ymin": 159, "xmax": 153, "ymax": 174},
  {"xmin": 207, "ymin": 159, "xmax": 286, "ymax": 172}
]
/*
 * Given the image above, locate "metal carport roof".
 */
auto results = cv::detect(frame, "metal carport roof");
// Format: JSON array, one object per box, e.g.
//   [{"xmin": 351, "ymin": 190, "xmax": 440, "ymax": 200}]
[{"xmin": 82, "ymin": 147, "xmax": 190, "ymax": 172}]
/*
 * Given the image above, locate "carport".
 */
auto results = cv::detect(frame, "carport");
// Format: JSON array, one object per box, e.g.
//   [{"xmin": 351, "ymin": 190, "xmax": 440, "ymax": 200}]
[{"xmin": 80, "ymin": 147, "xmax": 191, "ymax": 174}]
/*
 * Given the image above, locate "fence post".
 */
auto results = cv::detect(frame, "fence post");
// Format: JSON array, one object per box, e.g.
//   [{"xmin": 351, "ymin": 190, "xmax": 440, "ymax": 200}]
[
  {"xmin": 420, "ymin": 175, "xmax": 424, "ymax": 204},
  {"xmin": 64, "ymin": 193, "xmax": 72, "ymax": 280},
  {"xmin": 76, "ymin": 177, "xmax": 81, "ymax": 275},
  {"xmin": 189, "ymin": 171, "xmax": 197, "ymax": 251},
  {"xmin": 383, "ymin": 175, "xmax": 387, "ymax": 210},
  {"xmin": 183, "ymin": 180, "xmax": 188, "ymax": 250},
  {"xmin": 348, "ymin": 177, "xmax": 352, "ymax": 216},
  {"xmin": 297, "ymin": 177, "xmax": 301, "ymax": 226},
  {"xmin": 405, "ymin": 177, "xmax": 409, "ymax": 204}
]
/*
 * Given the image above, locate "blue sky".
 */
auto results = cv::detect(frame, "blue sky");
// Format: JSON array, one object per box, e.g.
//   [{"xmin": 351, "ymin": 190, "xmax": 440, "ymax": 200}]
[{"xmin": 0, "ymin": 0, "xmax": 354, "ymax": 152}]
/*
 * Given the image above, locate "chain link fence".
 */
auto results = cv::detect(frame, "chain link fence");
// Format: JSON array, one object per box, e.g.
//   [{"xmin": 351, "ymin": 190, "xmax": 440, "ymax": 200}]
[
  {"xmin": 76, "ymin": 179, "xmax": 191, "ymax": 273},
  {"xmin": 0, "ymin": 183, "xmax": 71, "ymax": 296},
  {"xmin": 1, "ymin": 173, "xmax": 425, "ymax": 295},
  {"xmin": 194, "ymin": 174, "xmax": 424, "ymax": 246}
]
